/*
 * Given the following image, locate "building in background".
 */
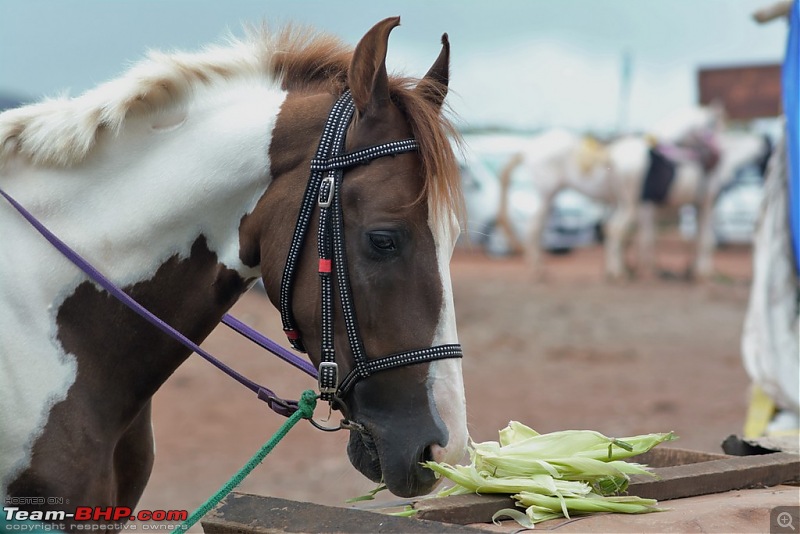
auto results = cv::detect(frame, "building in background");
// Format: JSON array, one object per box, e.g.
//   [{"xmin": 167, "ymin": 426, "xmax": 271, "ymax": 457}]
[{"xmin": 699, "ymin": 63, "xmax": 782, "ymax": 122}]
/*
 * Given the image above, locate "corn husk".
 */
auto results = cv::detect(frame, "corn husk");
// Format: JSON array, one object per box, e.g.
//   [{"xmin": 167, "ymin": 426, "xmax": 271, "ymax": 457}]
[{"xmin": 425, "ymin": 421, "xmax": 676, "ymax": 528}]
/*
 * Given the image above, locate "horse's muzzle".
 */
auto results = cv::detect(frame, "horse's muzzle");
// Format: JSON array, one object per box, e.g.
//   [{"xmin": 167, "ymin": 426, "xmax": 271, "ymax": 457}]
[
  {"xmin": 346, "ymin": 421, "xmax": 441, "ymax": 497},
  {"xmin": 346, "ymin": 425, "xmax": 381, "ymax": 482}
]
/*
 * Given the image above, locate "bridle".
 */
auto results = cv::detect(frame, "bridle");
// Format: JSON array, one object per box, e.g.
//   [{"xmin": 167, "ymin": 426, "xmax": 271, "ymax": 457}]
[
  {"xmin": 279, "ymin": 90, "xmax": 463, "ymax": 406},
  {"xmin": 0, "ymin": 89, "xmax": 462, "ymax": 429}
]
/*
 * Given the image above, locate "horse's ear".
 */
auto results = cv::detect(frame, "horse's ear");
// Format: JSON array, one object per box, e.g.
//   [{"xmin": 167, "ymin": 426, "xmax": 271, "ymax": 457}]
[
  {"xmin": 349, "ymin": 17, "xmax": 400, "ymax": 117},
  {"xmin": 416, "ymin": 33, "xmax": 450, "ymax": 110}
]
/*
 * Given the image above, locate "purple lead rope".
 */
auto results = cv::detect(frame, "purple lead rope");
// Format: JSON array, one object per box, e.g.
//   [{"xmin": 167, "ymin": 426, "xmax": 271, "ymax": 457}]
[
  {"xmin": 0, "ymin": 187, "xmax": 316, "ymax": 417},
  {"xmin": 220, "ymin": 314, "xmax": 317, "ymax": 378}
]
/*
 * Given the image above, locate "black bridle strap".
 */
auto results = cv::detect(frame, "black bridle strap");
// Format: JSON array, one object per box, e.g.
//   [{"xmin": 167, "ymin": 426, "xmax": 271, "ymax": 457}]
[
  {"xmin": 337, "ymin": 344, "xmax": 464, "ymax": 398},
  {"xmin": 279, "ymin": 90, "xmax": 463, "ymax": 402},
  {"xmin": 310, "ymin": 139, "xmax": 421, "ymax": 171},
  {"xmin": 279, "ymin": 91, "xmax": 354, "ymax": 352}
]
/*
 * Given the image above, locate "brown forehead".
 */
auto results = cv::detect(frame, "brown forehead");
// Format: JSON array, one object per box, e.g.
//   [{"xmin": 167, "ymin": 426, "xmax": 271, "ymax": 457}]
[
  {"xmin": 339, "ymin": 152, "xmax": 427, "ymax": 223},
  {"xmin": 345, "ymin": 102, "xmax": 414, "ymax": 150},
  {"xmin": 344, "ymin": 104, "xmax": 429, "ymax": 224},
  {"xmin": 269, "ymin": 92, "xmax": 428, "ymax": 221}
]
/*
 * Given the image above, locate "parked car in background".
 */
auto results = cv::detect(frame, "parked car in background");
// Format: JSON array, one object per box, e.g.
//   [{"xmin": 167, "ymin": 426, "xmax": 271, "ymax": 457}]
[
  {"xmin": 713, "ymin": 163, "xmax": 765, "ymax": 245},
  {"xmin": 680, "ymin": 162, "xmax": 765, "ymax": 246},
  {"xmin": 457, "ymin": 134, "xmax": 605, "ymax": 256}
]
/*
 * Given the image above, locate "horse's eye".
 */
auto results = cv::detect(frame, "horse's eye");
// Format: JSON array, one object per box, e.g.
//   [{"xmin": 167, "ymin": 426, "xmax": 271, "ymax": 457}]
[{"xmin": 368, "ymin": 231, "xmax": 397, "ymax": 252}]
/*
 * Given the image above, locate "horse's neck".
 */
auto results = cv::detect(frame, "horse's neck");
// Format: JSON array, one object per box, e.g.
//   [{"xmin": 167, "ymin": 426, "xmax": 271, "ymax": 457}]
[
  {"xmin": 0, "ymin": 79, "xmax": 286, "ymax": 432},
  {"xmin": 6, "ymin": 79, "xmax": 286, "ymax": 289}
]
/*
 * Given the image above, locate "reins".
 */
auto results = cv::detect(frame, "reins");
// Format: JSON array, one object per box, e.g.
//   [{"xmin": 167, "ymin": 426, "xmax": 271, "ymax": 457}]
[{"xmin": 0, "ymin": 186, "xmax": 311, "ymax": 418}]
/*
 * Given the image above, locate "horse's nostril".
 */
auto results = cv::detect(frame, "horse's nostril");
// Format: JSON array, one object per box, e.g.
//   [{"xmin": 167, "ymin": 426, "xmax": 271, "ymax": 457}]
[
  {"xmin": 422, "ymin": 442, "xmax": 442, "ymax": 465},
  {"xmin": 428, "ymin": 442, "xmax": 457, "ymax": 464}
]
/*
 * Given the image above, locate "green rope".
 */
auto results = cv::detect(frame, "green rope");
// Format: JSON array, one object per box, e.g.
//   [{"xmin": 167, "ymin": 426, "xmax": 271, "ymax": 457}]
[{"xmin": 176, "ymin": 390, "xmax": 318, "ymax": 533}]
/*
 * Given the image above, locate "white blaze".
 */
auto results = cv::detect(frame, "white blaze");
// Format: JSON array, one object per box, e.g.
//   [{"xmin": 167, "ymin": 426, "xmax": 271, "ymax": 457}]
[{"xmin": 426, "ymin": 207, "xmax": 468, "ymax": 465}]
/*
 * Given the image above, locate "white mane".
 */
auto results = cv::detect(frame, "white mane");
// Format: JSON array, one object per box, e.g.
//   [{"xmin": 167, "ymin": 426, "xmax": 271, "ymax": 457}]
[{"xmin": 0, "ymin": 32, "xmax": 282, "ymax": 169}]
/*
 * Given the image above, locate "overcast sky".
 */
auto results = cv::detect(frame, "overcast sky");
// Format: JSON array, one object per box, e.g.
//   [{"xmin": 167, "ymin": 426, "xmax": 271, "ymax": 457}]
[{"xmin": 0, "ymin": 1, "xmax": 789, "ymax": 132}]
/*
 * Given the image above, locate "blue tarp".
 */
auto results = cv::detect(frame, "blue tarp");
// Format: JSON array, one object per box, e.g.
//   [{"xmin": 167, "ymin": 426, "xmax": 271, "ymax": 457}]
[{"xmin": 785, "ymin": 0, "xmax": 800, "ymax": 276}]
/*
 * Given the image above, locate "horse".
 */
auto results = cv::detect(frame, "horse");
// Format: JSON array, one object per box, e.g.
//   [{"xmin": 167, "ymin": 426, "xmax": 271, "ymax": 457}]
[
  {"xmin": 0, "ymin": 17, "xmax": 468, "ymax": 527},
  {"xmin": 500, "ymin": 113, "xmax": 771, "ymax": 281}
]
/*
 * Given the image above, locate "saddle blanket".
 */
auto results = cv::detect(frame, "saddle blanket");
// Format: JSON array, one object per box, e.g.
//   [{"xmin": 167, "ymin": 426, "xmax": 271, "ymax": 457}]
[{"xmin": 641, "ymin": 148, "xmax": 676, "ymax": 204}]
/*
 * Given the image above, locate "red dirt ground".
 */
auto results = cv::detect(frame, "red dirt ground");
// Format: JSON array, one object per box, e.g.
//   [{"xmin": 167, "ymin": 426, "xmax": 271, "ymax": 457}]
[{"xmin": 136, "ymin": 234, "xmax": 757, "ymax": 529}]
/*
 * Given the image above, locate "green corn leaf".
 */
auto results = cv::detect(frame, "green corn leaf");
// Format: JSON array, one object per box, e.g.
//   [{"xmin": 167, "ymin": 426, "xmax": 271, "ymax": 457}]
[
  {"xmin": 492, "ymin": 508, "xmax": 536, "ymax": 528},
  {"xmin": 345, "ymin": 483, "xmax": 387, "ymax": 503},
  {"xmin": 591, "ymin": 475, "xmax": 630, "ymax": 495},
  {"xmin": 388, "ymin": 506, "xmax": 418, "ymax": 518},
  {"xmin": 425, "ymin": 462, "xmax": 591, "ymax": 496},
  {"xmin": 515, "ymin": 492, "xmax": 660, "ymax": 516},
  {"xmin": 498, "ymin": 420, "xmax": 541, "ymax": 446},
  {"xmin": 423, "ymin": 422, "xmax": 676, "ymax": 525},
  {"xmin": 478, "ymin": 424, "xmax": 676, "ymax": 462}
]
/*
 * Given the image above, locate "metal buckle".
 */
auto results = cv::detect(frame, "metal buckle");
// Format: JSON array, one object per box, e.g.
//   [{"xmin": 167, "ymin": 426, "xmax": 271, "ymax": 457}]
[
  {"xmin": 318, "ymin": 361, "xmax": 338, "ymax": 395},
  {"xmin": 318, "ymin": 176, "xmax": 335, "ymax": 208}
]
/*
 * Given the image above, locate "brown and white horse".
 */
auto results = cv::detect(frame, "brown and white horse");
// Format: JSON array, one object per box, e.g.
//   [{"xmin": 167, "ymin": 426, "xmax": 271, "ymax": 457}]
[
  {"xmin": 501, "ymin": 113, "xmax": 771, "ymax": 281},
  {"xmin": 0, "ymin": 17, "xmax": 468, "ymax": 525}
]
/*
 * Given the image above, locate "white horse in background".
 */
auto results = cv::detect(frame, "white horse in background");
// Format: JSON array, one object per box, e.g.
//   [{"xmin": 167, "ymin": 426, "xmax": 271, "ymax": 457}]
[{"xmin": 501, "ymin": 108, "xmax": 771, "ymax": 281}]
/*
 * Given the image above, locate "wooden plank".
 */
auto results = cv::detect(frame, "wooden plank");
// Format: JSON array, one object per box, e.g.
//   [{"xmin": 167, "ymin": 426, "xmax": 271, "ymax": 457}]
[
  {"xmin": 394, "ymin": 452, "xmax": 800, "ymax": 525},
  {"xmin": 413, "ymin": 494, "xmax": 516, "ymax": 525},
  {"xmin": 633, "ymin": 447, "xmax": 729, "ymax": 467},
  {"xmin": 201, "ymin": 491, "xmax": 496, "ymax": 533},
  {"xmin": 629, "ymin": 451, "xmax": 800, "ymax": 501}
]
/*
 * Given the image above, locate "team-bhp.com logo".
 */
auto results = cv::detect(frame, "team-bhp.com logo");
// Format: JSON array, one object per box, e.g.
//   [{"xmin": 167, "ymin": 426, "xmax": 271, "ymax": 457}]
[{"xmin": 3, "ymin": 503, "xmax": 188, "ymax": 531}]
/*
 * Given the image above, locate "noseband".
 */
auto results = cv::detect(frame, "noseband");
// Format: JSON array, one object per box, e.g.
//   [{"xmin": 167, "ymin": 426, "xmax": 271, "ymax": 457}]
[{"xmin": 279, "ymin": 90, "xmax": 463, "ymax": 404}]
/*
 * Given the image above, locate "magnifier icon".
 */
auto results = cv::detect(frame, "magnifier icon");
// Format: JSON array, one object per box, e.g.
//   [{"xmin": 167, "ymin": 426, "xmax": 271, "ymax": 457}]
[{"xmin": 778, "ymin": 511, "xmax": 796, "ymax": 531}]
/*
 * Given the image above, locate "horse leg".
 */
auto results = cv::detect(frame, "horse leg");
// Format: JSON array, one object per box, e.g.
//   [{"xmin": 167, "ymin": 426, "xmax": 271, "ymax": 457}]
[
  {"xmin": 113, "ymin": 400, "xmax": 155, "ymax": 511},
  {"xmin": 7, "ymin": 408, "xmax": 119, "ymax": 531},
  {"xmin": 635, "ymin": 202, "xmax": 657, "ymax": 278},
  {"xmin": 691, "ymin": 197, "xmax": 716, "ymax": 281},
  {"xmin": 604, "ymin": 203, "xmax": 635, "ymax": 281},
  {"xmin": 524, "ymin": 198, "xmax": 551, "ymax": 281}
]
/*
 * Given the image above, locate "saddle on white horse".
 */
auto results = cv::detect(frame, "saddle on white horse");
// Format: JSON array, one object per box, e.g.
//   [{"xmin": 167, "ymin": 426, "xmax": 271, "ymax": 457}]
[{"xmin": 642, "ymin": 133, "xmax": 721, "ymax": 204}]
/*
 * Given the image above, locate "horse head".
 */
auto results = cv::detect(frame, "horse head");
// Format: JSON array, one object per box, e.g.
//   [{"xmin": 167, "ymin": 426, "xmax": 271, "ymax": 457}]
[
  {"xmin": 650, "ymin": 104, "xmax": 727, "ymax": 173},
  {"xmin": 240, "ymin": 17, "xmax": 467, "ymax": 497}
]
